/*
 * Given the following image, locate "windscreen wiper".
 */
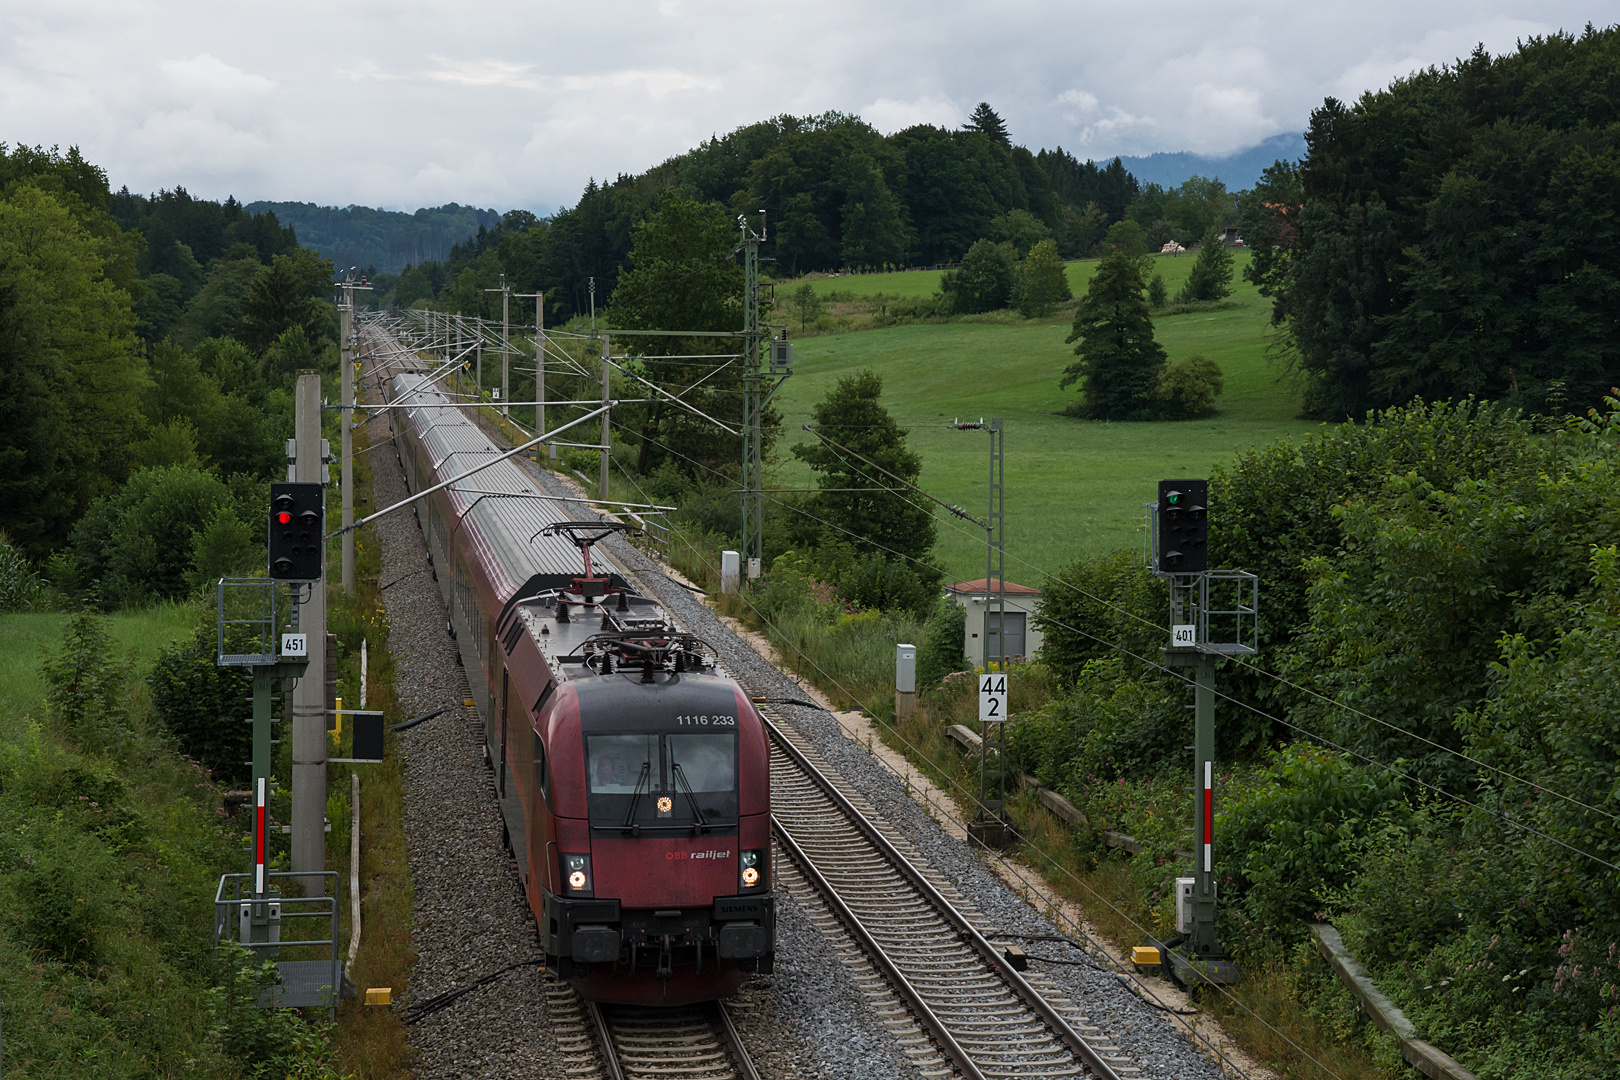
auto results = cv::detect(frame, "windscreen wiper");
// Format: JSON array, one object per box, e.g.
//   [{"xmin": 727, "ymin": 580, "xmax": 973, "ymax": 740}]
[
  {"xmin": 622, "ymin": 761, "xmax": 651, "ymax": 836},
  {"xmin": 670, "ymin": 762, "xmax": 709, "ymax": 832}
]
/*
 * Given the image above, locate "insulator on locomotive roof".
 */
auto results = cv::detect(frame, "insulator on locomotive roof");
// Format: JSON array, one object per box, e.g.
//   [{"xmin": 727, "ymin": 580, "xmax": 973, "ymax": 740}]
[
  {"xmin": 640, "ymin": 657, "xmax": 656, "ymax": 684},
  {"xmin": 616, "ymin": 589, "xmax": 628, "ymax": 612},
  {"xmin": 556, "ymin": 601, "xmax": 569, "ymax": 623}
]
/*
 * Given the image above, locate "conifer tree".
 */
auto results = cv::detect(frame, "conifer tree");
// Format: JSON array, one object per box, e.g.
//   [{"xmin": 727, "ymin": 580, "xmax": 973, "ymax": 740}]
[
  {"xmin": 1061, "ymin": 253, "xmax": 1166, "ymax": 419},
  {"xmin": 1177, "ymin": 224, "xmax": 1234, "ymax": 303},
  {"xmin": 792, "ymin": 370, "xmax": 935, "ymax": 563},
  {"xmin": 967, "ymin": 103, "xmax": 1011, "ymax": 146}
]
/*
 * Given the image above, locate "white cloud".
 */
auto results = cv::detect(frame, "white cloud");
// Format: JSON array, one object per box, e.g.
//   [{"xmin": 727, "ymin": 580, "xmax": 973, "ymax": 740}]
[
  {"xmin": 860, "ymin": 95, "xmax": 962, "ymax": 134},
  {"xmin": 424, "ymin": 57, "xmax": 542, "ymax": 90},
  {"xmin": 557, "ymin": 67, "xmax": 721, "ymax": 97},
  {"xmin": 160, "ymin": 53, "xmax": 276, "ymax": 95}
]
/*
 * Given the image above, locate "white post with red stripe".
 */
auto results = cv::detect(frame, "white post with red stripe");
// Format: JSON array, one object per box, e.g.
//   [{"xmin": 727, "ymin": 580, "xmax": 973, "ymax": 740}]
[
  {"xmin": 1203, "ymin": 760, "xmax": 1213, "ymax": 874},
  {"xmin": 255, "ymin": 776, "xmax": 268, "ymax": 896}
]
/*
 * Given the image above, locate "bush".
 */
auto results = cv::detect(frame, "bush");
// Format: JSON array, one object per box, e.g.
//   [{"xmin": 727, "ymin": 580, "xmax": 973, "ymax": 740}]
[
  {"xmin": 43, "ymin": 612, "xmax": 134, "ymax": 752},
  {"xmin": 1147, "ymin": 273, "xmax": 1168, "ymax": 308},
  {"xmin": 831, "ymin": 551, "xmax": 939, "ymax": 618},
  {"xmin": 150, "ymin": 624, "xmax": 254, "ymax": 783},
  {"xmin": 1010, "ymin": 654, "xmax": 1187, "ymax": 786},
  {"xmin": 18, "ymin": 821, "xmax": 122, "ymax": 965},
  {"xmin": 916, "ymin": 600, "xmax": 968, "ymax": 690},
  {"xmin": 212, "ymin": 945, "xmax": 353, "ymax": 1079},
  {"xmin": 1035, "ymin": 549, "xmax": 1168, "ymax": 684},
  {"xmin": 0, "ymin": 529, "xmax": 54, "ymax": 611},
  {"xmin": 1152, "ymin": 354, "xmax": 1225, "ymax": 419},
  {"xmin": 1219, "ymin": 743, "xmax": 1406, "ymax": 929}
]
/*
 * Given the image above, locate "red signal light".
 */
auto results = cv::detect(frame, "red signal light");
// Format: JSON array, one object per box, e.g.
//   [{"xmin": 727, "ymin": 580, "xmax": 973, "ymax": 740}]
[{"xmin": 278, "ymin": 512, "xmax": 292, "ymax": 524}]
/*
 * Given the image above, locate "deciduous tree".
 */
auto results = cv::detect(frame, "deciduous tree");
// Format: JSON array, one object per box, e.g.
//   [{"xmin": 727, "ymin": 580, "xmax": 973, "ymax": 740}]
[
  {"xmin": 0, "ymin": 186, "xmax": 147, "ymax": 558},
  {"xmin": 1017, "ymin": 239, "xmax": 1072, "ymax": 317},
  {"xmin": 940, "ymin": 239, "xmax": 1016, "ymax": 313}
]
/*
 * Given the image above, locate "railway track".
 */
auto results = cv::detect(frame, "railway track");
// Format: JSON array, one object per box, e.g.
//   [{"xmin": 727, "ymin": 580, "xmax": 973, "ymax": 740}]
[
  {"xmin": 545, "ymin": 973, "xmax": 761, "ymax": 1080},
  {"xmin": 764, "ymin": 710, "xmax": 1141, "ymax": 1080}
]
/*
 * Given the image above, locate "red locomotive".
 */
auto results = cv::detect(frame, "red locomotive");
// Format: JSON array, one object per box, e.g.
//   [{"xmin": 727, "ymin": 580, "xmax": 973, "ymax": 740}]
[{"xmin": 389, "ymin": 372, "xmax": 774, "ymax": 1005}]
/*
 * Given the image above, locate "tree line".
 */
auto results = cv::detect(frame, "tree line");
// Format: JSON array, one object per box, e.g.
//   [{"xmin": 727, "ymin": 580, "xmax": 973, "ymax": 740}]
[
  {"xmin": 371, "ymin": 105, "xmax": 1151, "ymax": 323},
  {"xmin": 247, "ymin": 200, "xmax": 502, "ymax": 275}
]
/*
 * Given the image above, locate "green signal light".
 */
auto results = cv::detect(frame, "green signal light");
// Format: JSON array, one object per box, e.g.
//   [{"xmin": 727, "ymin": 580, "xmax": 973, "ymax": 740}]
[{"xmin": 1167, "ymin": 492, "xmax": 1180, "ymax": 504}]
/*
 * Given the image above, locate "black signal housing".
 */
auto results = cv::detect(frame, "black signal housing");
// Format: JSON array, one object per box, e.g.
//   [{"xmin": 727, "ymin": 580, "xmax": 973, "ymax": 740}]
[
  {"xmin": 1157, "ymin": 479, "xmax": 1208, "ymax": 573},
  {"xmin": 269, "ymin": 482, "xmax": 324, "ymax": 581}
]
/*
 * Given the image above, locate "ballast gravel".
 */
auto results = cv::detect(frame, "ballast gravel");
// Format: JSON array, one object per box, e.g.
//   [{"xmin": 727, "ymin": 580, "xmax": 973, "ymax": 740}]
[
  {"xmin": 370, "ymin": 410, "xmax": 564, "ymax": 1079},
  {"xmin": 372, "ymin": 392, "xmax": 918, "ymax": 1080}
]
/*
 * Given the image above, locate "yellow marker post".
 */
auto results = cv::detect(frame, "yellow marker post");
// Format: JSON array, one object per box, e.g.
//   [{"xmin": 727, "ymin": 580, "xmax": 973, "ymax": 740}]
[
  {"xmin": 334, "ymin": 697, "xmax": 343, "ymax": 742},
  {"xmin": 365, "ymin": 987, "xmax": 391, "ymax": 1006}
]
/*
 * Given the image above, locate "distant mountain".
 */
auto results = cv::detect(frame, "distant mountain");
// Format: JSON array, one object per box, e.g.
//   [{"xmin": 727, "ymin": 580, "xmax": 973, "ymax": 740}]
[
  {"xmin": 1115, "ymin": 132, "xmax": 1306, "ymax": 191},
  {"xmin": 244, "ymin": 201, "xmax": 503, "ymax": 274}
]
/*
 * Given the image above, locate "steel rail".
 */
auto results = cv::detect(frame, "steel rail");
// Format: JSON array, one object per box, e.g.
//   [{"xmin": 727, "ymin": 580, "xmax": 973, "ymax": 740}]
[
  {"xmin": 712, "ymin": 1000, "xmax": 762, "ymax": 1080},
  {"xmin": 586, "ymin": 998, "xmax": 759, "ymax": 1080},
  {"xmin": 773, "ymin": 820, "xmax": 988, "ymax": 1080},
  {"xmin": 585, "ymin": 1000, "xmax": 626, "ymax": 1080},
  {"xmin": 765, "ymin": 715, "xmax": 1124, "ymax": 1080}
]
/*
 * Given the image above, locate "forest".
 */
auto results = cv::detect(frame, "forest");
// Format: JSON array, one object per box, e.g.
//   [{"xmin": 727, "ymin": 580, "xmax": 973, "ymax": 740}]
[
  {"xmin": 1240, "ymin": 27, "xmax": 1620, "ymax": 418},
  {"xmin": 370, "ymin": 104, "xmax": 1158, "ymax": 321},
  {"xmin": 0, "ymin": 144, "xmax": 337, "ymax": 585}
]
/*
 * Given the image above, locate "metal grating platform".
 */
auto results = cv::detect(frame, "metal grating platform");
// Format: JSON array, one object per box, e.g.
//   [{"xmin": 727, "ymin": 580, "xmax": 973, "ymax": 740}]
[{"xmin": 257, "ymin": 960, "xmax": 355, "ymax": 1008}]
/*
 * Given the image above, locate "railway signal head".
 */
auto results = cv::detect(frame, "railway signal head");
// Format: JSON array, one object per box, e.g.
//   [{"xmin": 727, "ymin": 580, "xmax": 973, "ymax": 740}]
[
  {"xmin": 269, "ymin": 482, "xmax": 324, "ymax": 581},
  {"xmin": 1157, "ymin": 479, "xmax": 1208, "ymax": 573}
]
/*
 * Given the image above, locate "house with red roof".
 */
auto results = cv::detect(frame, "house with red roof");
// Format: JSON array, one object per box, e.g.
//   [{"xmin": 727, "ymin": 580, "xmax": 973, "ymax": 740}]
[{"xmin": 943, "ymin": 578, "xmax": 1044, "ymax": 667}]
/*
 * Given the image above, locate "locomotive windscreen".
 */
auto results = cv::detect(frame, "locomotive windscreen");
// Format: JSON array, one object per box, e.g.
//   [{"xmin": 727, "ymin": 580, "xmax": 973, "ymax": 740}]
[{"xmin": 586, "ymin": 732, "xmax": 738, "ymax": 830}]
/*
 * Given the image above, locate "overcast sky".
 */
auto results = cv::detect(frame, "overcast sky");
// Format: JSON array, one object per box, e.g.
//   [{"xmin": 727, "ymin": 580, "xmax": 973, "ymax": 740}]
[{"xmin": 2, "ymin": 1, "xmax": 1611, "ymax": 213}]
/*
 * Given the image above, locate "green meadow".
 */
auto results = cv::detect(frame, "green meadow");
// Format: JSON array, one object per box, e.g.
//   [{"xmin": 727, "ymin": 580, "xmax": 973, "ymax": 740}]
[{"xmin": 772, "ymin": 251, "xmax": 1320, "ymax": 583}]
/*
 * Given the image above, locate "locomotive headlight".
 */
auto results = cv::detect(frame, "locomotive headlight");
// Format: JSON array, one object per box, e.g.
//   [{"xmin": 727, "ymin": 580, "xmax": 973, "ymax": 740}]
[
  {"xmin": 561, "ymin": 853, "xmax": 593, "ymax": 896},
  {"xmin": 739, "ymin": 849, "xmax": 765, "ymax": 890}
]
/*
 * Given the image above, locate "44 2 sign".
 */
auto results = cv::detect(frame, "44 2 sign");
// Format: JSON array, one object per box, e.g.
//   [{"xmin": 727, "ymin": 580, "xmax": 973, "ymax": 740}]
[{"xmin": 979, "ymin": 672, "xmax": 1008, "ymax": 723}]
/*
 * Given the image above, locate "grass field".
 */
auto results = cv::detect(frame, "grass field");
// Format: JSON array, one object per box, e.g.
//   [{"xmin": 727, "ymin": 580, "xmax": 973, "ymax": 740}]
[
  {"xmin": 0, "ymin": 603, "xmax": 194, "ymax": 727},
  {"xmin": 773, "ymin": 251, "xmax": 1319, "ymax": 582},
  {"xmin": 794, "ymin": 249, "xmax": 1218, "ymax": 301}
]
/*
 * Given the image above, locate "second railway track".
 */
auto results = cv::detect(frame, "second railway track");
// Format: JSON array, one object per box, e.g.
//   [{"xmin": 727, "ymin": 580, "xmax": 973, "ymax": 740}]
[{"xmin": 763, "ymin": 710, "xmax": 1140, "ymax": 1080}]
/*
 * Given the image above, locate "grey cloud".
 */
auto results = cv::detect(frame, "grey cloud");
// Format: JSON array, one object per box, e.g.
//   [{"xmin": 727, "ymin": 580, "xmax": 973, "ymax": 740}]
[{"xmin": 0, "ymin": 0, "xmax": 1600, "ymax": 212}]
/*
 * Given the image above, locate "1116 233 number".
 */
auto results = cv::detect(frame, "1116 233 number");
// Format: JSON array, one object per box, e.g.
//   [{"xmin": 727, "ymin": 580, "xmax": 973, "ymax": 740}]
[{"xmin": 674, "ymin": 714, "xmax": 736, "ymax": 726}]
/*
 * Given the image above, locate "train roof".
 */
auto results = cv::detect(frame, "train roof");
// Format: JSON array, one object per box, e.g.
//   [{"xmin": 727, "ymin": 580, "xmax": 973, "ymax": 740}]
[
  {"xmin": 389, "ymin": 371, "xmax": 631, "ymax": 608},
  {"xmin": 387, "ymin": 368, "xmax": 724, "ymax": 690}
]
